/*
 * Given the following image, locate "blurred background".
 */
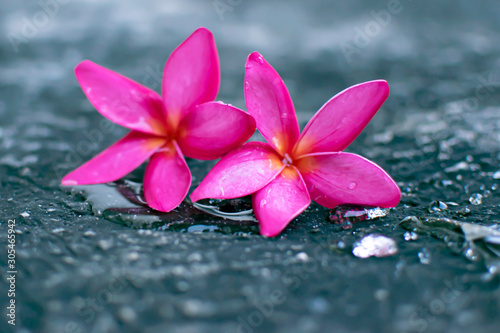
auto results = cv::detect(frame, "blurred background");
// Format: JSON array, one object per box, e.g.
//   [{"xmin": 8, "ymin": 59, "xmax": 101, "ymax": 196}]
[{"xmin": 1, "ymin": 1, "xmax": 500, "ymax": 332}]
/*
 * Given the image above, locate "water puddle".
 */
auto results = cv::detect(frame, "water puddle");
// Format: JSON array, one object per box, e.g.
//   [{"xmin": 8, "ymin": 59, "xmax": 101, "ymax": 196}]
[{"xmin": 400, "ymin": 216, "xmax": 500, "ymax": 278}]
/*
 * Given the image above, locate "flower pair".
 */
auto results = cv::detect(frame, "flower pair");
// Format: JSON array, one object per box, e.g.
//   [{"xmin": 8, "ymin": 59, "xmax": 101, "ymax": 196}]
[
  {"xmin": 63, "ymin": 27, "xmax": 401, "ymax": 237},
  {"xmin": 62, "ymin": 28, "xmax": 256, "ymax": 212}
]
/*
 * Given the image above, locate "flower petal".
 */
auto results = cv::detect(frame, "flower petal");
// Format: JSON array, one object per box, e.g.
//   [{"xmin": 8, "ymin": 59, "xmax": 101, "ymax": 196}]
[
  {"xmin": 62, "ymin": 131, "xmax": 166, "ymax": 185},
  {"xmin": 143, "ymin": 141, "xmax": 192, "ymax": 212},
  {"xmin": 162, "ymin": 27, "xmax": 219, "ymax": 129},
  {"xmin": 75, "ymin": 60, "xmax": 168, "ymax": 135},
  {"xmin": 176, "ymin": 102, "xmax": 256, "ymax": 160},
  {"xmin": 245, "ymin": 52, "xmax": 300, "ymax": 156},
  {"xmin": 293, "ymin": 80, "xmax": 389, "ymax": 157},
  {"xmin": 190, "ymin": 142, "xmax": 284, "ymax": 202},
  {"xmin": 253, "ymin": 167, "xmax": 310, "ymax": 237},
  {"xmin": 296, "ymin": 152, "xmax": 401, "ymax": 208}
]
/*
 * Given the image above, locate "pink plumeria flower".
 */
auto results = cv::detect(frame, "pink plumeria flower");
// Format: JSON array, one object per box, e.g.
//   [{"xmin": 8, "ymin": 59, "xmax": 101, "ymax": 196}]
[
  {"xmin": 191, "ymin": 52, "xmax": 401, "ymax": 237},
  {"xmin": 62, "ymin": 28, "xmax": 256, "ymax": 212}
]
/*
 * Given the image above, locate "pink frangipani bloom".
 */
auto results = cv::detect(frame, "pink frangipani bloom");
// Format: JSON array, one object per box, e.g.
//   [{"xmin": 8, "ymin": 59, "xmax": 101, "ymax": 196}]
[
  {"xmin": 62, "ymin": 28, "xmax": 256, "ymax": 212},
  {"xmin": 191, "ymin": 52, "xmax": 401, "ymax": 237}
]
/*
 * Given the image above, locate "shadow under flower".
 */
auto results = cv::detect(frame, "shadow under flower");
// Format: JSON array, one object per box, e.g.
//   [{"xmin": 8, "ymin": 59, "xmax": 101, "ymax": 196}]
[{"xmin": 62, "ymin": 179, "xmax": 260, "ymax": 234}]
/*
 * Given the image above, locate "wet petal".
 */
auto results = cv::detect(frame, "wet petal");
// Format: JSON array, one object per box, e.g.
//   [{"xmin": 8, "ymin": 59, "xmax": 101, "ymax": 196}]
[
  {"xmin": 162, "ymin": 27, "xmax": 219, "ymax": 128},
  {"xmin": 177, "ymin": 101, "xmax": 256, "ymax": 160},
  {"xmin": 253, "ymin": 167, "xmax": 310, "ymax": 237},
  {"xmin": 190, "ymin": 142, "xmax": 284, "ymax": 202},
  {"xmin": 143, "ymin": 141, "xmax": 191, "ymax": 212},
  {"xmin": 245, "ymin": 52, "xmax": 300, "ymax": 156},
  {"xmin": 293, "ymin": 80, "xmax": 389, "ymax": 156},
  {"xmin": 75, "ymin": 60, "xmax": 167, "ymax": 135},
  {"xmin": 62, "ymin": 131, "xmax": 166, "ymax": 185},
  {"xmin": 296, "ymin": 152, "xmax": 400, "ymax": 208}
]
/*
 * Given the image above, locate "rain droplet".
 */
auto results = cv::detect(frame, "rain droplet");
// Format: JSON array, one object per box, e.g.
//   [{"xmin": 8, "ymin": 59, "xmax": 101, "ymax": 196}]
[
  {"xmin": 441, "ymin": 180, "xmax": 453, "ymax": 186},
  {"xmin": 418, "ymin": 248, "xmax": 431, "ymax": 264},
  {"xmin": 308, "ymin": 297, "xmax": 330, "ymax": 314},
  {"xmin": 374, "ymin": 289, "xmax": 389, "ymax": 301},
  {"xmin": 97, "ymin": 239, "xmax": 113, "ymax": 251},
  {"xmin": 127, "ymin": 252, "xmax": 139, "ymax": 261},
  {"xmin": 465, "ymin": 248, "xmax": 479, "ymax": 261},
  {"xmin": 187, "ymin": 252, "xmax": 202, "ymax": 262},
  {"xmin": 428, "ymin": 201, "xmax": 448, "ymax": 213},
  {"xmin": 404, "ymin": 231, "xmax": 418, "ymax": 241},
  {"xmin": 457, "ymin": 207, "xmax": 471, "ymax": 216},
  {"xmin": 469, "ymin": 193, "xmax": 483, "ymax": 205},
  {"xmin": 296, "ymin": 252, "xmax": 309, "ymax": 261},
  {"xmin": 187, "ymin": 225, "xmax": 220, "ymax": 233},
  {"xmin": 366, "ymin": 207, "xmax": 389, "ymax": 219},
  {"xmin": 348, "ymin": 182, "xmax": 357, "ymax": 190},
  {"xmin": 51, "ymin": 228, "xmax": 66, "ymax": 234},
  {"xmin": 176, "ymin": 281, "xmax": 190, "ymax": 292},
  {"xmin": 445, "ymin": 161, "xmax": 469, "ymax": 173},
  {"xmin": 117, "ymin": 306, "xmax": 137, "ymax": 323},
  {"xmin": 329, "ymin": 205, "xmax": 389, "ymax": 226},
  {"xmin": 352, "ymin": 234, "xmax": 398, "ymax": 258}
]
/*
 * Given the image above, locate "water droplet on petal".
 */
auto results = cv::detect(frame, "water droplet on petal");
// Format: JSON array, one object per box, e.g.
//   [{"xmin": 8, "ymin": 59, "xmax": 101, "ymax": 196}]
[{"xmin": 348, "ymin": 182, "xmax": 357, "ymax": 190}]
